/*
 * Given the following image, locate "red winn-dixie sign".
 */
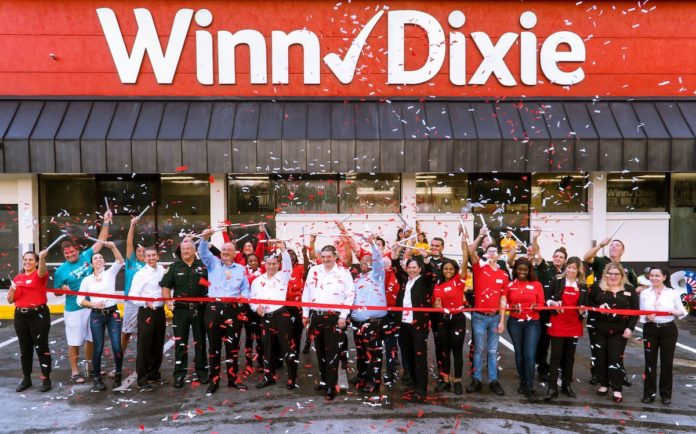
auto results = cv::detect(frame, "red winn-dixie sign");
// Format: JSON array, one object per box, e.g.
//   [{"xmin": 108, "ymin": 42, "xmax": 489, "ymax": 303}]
[{"xmin": 0, "ymin": 1, "xmax": 693, "ymax": 97}]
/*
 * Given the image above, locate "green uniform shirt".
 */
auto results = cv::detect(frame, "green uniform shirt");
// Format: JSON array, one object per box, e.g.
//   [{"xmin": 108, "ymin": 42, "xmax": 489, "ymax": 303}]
[{"xmin": 159, "ymin": 259, "xmax": 209, "ymax": 298}]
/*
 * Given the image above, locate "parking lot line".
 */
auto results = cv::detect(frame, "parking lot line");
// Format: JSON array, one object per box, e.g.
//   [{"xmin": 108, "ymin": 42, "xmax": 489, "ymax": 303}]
[
  {"xmin": 635, "ymin": 325, "xmax": 696, "ymax": 356},
  {"xmin": 0, "ymin": 317, "xmax": 64, "ymax": 349}
]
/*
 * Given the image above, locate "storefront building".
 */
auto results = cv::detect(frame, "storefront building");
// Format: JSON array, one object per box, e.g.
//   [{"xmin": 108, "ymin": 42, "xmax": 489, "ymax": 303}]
[{"xmin": 0, "ymin": 1, "xmax": 695, "ymax": 287}]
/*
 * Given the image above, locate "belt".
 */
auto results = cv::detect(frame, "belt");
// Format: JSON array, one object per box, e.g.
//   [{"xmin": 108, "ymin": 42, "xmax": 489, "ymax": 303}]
[
  {"xmin": 647, "ymin": 321, "xmax": 676, "ymax": 328},
  {"xmin": 92, "ymin": 306, "xmax": 118, "ymax": 315},
  {"xmin": 175, "ymin": 302, "xmax": 204, "ymax": 310},
  {"xmin": 352, "ymin": 316, "xmax": 386, "ymax": 325},
  {"xmin": 15, "ymin": 304, "xmax": 47, "ymax": 313},
  {"xmin": 139, "ymin": 306, "xmax": 164, "ymax": 311},
  {"xmin": 475, "ymin": 311, "xmax": 500, "ymax": 317},
  {"xmin": 311, "ymin": 309, "xmax": 340, "ymax": 316},
  {"xmin": 263, "ymin": 307, "xmax": 287, "ymax": 318}
]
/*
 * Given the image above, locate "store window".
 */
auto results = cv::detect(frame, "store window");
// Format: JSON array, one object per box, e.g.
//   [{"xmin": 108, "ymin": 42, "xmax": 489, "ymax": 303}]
[
  {"xmin": 531, "ymin": 173, "xmax": 588, "ymax": 213},
  {"xmin": 40, "ymin": 174, "xmax": 210, "ymax": 263},
  {"xmin": 470, "ymin": 174, "xmax": 530, "ymax": 246},
  {"xmin": 340, "ymin": 174, "xmax": 400, "ymax": 214},
  {"xmin": 606, "ymin": 173, "xmax": 667, "ymax": 212},
  {"xmin": 670, "ymin": 173, "xmax": 696, "ymax": 259},
  {"xmin": 275, "ymin": 174, "xmax": 339, "ymax": 214},
  {"xmin": 0, "ymin": 204, "xmax": 19, "ymax": 288},
  {"xmin": 416, "ymin": 174, "xmax": 469, "ymax": 213},
  {"xmin": 228, "ymin": 175, "xmax": 276, "ymax": 239}
]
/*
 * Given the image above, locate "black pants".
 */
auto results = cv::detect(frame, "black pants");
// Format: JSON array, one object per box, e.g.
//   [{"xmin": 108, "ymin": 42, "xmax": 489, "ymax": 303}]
[
  {"xmin": 643, "ymin": 322, "xmax": 678, "ymax": 399},
  {"xmin": 205, "ymin": 302, "xmax": 244, "ymax": 384},
  {"xmin": 433, "ymin": 313, "xmax": 467, "ymax": 379},
  {"xmin": 288, "ymin": 307, "xmax": 304, "ymax": 359},
  {"xmin": 536, "ymin": 311, "xmax": 551, "ymax": 375},
  {"xmin": 352, "ymin": 317, "xmax": 385, "ymax": 385},
  {"xmin": 244, "ymin": 307, "xmax": 264, "ymax": 368},
  {"xmin": 172, "ymin": 304, "xmax": 208, "ymax": 380},
  {"xmin": 594, "ymin": 321, "xmax": 629, "ymax": 392},
  {"xmin": 548, "ymin": 336, "xmax": 578, "ymax": 389},
  {"xmin": 383, "ymin": 312, "xmax": 400, "ymax": 374},
  {"xmin": 136, "ymin": 307, "xmax": 166, "ymax": 383},
  {"xmin": 587, "ymin": 315, "xmax": 598, "ymax": 378},
  {"xmin": 399, "ymin": 321, "xmax": 429, "ymax": 395},
  {"xmin": 14, "ymin": 306, "xmax": 51, "ymax": 378},
  {"xmin": 309, "ymin": 312, "xmax": 345, "ymax": 389},
  {"xmin": 260, "ymin": 307, "xmax": 297, "ymax": 382}
]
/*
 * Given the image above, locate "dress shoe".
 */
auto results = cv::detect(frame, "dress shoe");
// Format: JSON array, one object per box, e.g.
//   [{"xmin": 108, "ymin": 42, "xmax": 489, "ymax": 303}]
[
  {"xmin": 173, "ymin": 377, "xmax": 184, "ymax": 388},
  {"xmin": 453, "ymin": 381, "xmax": 463, "ymax": 395},
  {"xmin": 40, "ymin": 378, "xmax": 52, "ymax": 393},
  {"xmin": 596, "ymin": 387, "xmax": 608, "ymax": 396},
  {"xmin": 544, "ymin": 387, "xmax": 558, "ymax": 401},
  {"xmin": 314, "ymin": 383, "xmax": 327, "ymax": 391},
  {"xmin": 361, "ymin": 382, "xmax": 380, "ymax": 395},
  {"xmin": 517, "ymin": 384, "xmax": 526, "ymax": 395},
  {"xmin": 113, "ymin": 374, "xmax": 122, "ymax": 389},
  {"xmin": 435, "ymin": 380, "xmax": 451, "ymax": 393},
  {"xmin": 286, "ymin": 380, "xmax": 297, "ymax": 390},
  {"xmin": 138, "ymin": 381, "xmax": 155, "ymax": 392},
  {"xmin": 325, "ymin": 387, "xmax": 335, "ymax": 401},
  {"xmin": 641, "ymin": 396, "xmax": 655, "ymax": 404},
  {"xmin": 16, "ymin": 377, "xmax": 32, "ymax": 393},
  {"xmin": 348, "ymin": 374, "xmax": 364, "ymax": 385},
  {"xmin": 256, "ymin": 378, "xmax": 276, "ymax": 389},
  {"xmin": 302, "ymin": 343, "xmax": 311, "ymax": 354},
  {"xmin": 661, "ymin": 397, "xmax": 671, "ymax": 405},
  {"xmin": 194, "ymin": 374, "xmax": 210, "ymax": 385},
  {"xmin": 623, "ymin": 377, "xmax": 632, "ymax": 387},
  {"xmin": 401, "ymin": 371, "xmax": 411, "ymax": 384},
  {"xmin": 489, "ymin": 381, "xmax": 505, "ymax": 396},
  {"xmin": 589, "ymin": 376, "xmax": 598, "ymax": 385},
  {"xmin": 228, "ymin": 380, "xmax": 248, "ymax": 390},
  {"xmin": 206, "ymin": 382, "xmax": 218, "ymax": 394},
  {"xmin": 93, "ymin": 377, "xmax": 107, "ymax": 392},
  {"xmin": 560, "ymin": 385, "xmax": 576, "ymax": 398},
  {"xmin": 466, "ymin": 379, "xmax": 482, "ymax": 393},
  {"xmin": 613, "ymin": 393, "xmax": 623, "ymax": 403}
]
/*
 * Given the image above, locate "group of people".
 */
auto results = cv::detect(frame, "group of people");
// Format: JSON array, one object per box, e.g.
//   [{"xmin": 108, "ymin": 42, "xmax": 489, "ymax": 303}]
[{"xmin": 8, "ymin": 213, "xmax": 688, "ymax": 406}]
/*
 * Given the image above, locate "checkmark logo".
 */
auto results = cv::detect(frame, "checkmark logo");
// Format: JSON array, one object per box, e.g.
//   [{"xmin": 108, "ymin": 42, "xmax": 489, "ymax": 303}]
[{"xmin": 323, "ymin": 10, "xmax": 384, "ymax": 84}]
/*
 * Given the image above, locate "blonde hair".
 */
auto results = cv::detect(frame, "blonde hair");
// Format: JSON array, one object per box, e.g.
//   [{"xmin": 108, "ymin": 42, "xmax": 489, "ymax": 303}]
[{"xmin": 599, "ymin": 262, "xmax": 628, "ymax": 291}]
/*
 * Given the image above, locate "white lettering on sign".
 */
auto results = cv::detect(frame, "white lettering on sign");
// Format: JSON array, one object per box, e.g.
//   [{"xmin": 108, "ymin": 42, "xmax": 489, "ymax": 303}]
[{"xmin": 96, "ymin": 8, "xmax": 586, "ymax": 87}]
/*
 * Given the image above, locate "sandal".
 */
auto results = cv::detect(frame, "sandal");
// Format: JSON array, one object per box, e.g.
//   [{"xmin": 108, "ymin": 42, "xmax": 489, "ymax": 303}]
[{"xmin": 71, "ymin": 373, "xmax": 85, "ymax": 384}]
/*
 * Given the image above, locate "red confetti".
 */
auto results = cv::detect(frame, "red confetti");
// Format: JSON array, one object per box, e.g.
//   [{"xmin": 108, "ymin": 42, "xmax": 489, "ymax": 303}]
[
  {"xmin": 209, "ymin": 175, "xmax": 215, "ymax": 183},
  {"xmin": 175, "ymin": 165, "xmax": 189, "ymax": 172}
]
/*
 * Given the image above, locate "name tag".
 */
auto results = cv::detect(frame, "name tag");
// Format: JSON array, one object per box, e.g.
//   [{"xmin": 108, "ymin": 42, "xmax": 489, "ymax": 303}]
[
  {"xmin": 623, "ymin": 291, "xmax": 631, "ymax": 296},
  {"xmin": 495, "ymin": 279, "xmax": 503, "ymax": 284},
  {"xmin": 26, "ymin": 280, "xmax": 32, "ymax": 284},
  {"xmin": 526, "ymin": 285, "xmax": 534, "ymax": 290},
  {"xmin": 177, "ymin": 272, "xmax": 185, "ymax": 276}
]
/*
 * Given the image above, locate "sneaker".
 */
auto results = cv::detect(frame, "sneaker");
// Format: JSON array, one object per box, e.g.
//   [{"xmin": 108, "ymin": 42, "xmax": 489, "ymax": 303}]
[
  {"xmin": 466, "ymin": 379, "xmax": 482, "ymax": 393},
  {"xmin": 526, "ymin": 389, "xmax": 539, "ymax": 402},
  {"xmin": 15, "ymin": 376, "xmax": 32, "ymax": 393},
  {"xmin": 113, "ymin": 374, "xmax": 122, "ymax": 389},
  {"xmin": 138, "ymin": 381, "xmax": 155, "ymax": 392},
  {"xmin": 489, "ymin": 381, "xmax": 505, "ymax": 396},
  {"xmin": 93, "ymin": 378, "xmax": 107, "ymax": 392},
  {"xmin": 435, "ymin": 380, "xmax": 451, "ymax": 393}
]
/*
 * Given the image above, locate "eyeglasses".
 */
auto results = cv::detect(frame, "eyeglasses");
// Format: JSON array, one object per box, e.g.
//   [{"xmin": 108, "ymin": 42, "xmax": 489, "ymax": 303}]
[{"xmin": 606, "ymin": 272, "xmax": 622, "ymax": 277}]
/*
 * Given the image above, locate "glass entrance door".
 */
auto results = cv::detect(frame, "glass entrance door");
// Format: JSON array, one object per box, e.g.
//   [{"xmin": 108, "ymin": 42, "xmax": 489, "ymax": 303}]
[{"xmin": 670, "ymin": 173, "xmax": 696, "ymax": 259}]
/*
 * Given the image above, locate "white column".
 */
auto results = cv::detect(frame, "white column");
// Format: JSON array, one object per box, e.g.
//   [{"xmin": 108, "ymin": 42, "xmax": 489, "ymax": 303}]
[
  {"xmin": 209, "ymin": 173, "xmax": 227, "ymax": 247},
  {"xmin": 16, "ymin": 175, "xmax": 39, "ymax": 255},
  {"xmin": 588, "ymin": 171, "xmax": 607, "ymax": 248},
  {"xmin": 401, "ymin": 172, "xmax": 417, "ymax": 227}
]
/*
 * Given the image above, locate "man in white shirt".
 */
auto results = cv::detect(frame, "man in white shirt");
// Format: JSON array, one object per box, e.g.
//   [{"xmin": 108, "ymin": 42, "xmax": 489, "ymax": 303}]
[
  {"xmin": 129, "ymin": 246, "xmax": 166, "ymax": 392},
  {"xmin": 302, "ymin": 245, "xmax": 356, "ymax": 401},
  {"xmin": 250, "ymin": 244, "xmax": 296, "ymax": 390}
]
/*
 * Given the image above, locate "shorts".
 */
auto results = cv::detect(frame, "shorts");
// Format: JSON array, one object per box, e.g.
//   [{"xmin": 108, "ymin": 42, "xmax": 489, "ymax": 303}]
[
  {"xmin": 64, "ymin": 308, "xmax": 93, "ymax": 346},
  {"xmin": 122, "ymin": 301, "xmax": 139, "ymax": 334}
]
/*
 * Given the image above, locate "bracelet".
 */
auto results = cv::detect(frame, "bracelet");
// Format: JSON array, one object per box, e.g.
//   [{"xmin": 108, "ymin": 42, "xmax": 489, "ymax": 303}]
[{"xmin": 103, "ymin": 222, "xmax": 111, "ymax": 226}]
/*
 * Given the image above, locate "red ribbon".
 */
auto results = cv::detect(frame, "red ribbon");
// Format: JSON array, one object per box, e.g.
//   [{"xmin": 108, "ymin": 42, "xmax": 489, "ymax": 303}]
[{"xmin": 48, "ymin": 288, "xmax": 673, "ymax": 316}]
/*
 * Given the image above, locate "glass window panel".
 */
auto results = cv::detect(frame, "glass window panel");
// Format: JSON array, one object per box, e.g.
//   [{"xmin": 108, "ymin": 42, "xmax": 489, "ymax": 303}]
[
  {"xmin": 158, "ymin": 175, "xmax": 210, "ymax": 259},
  {"xmin": 228, "ymin": 175, "xmax": 276, "ymax": 239},
  {"xmin": 607, "ymin": 173, "xmax": 667, "ymax": 212},
  {"xmin": 0, "ymin": 204, "xmax": 19, "ymax": 287},
  {"xmin": 470, "ymin": 174, "xmax": 530, "ymax": 246},
  {"xmin": 340, "ymin": 174, "xmax": 400, "ymax": 214},
  {"xmin": 39, "ymin": 175, "xmax": 98, "ymax": 263},
  {"xmin": 670, "ymin": 173, "xmax": 696, "ymax": 259},
  {"xmin": 416, "ymin": 173, "xmax": 469, "ymax": 213},
  {"xmin": 531, "ymin": 173, "xmax": 588, "ymax": 213},
  {"xmin": 274, "ymin": 175, "xmax": 338, "ymax": 214}
]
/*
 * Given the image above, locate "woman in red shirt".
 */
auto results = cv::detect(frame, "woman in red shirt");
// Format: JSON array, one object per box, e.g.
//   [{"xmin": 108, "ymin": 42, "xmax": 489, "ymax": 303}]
[
  {"xmin": 7, "ymin": 250, "xmax": 52, "ymax": 393},
  {"xmin": 505, "ymin": 257, "xmax": 545, "ymax": 402},
  {"xmin": 543, "ymin": 256, "xmax": 588, "ymax": 401},
  {"xmin": 432, "ymin": 258, "xmax": 468, "ymax": 395}
]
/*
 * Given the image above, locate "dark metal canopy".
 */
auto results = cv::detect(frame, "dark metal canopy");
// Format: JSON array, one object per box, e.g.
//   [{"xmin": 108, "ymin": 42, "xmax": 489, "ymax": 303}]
[{"xmin": 0, "ymin": 99, "xmax": 694, "ymax": 174}]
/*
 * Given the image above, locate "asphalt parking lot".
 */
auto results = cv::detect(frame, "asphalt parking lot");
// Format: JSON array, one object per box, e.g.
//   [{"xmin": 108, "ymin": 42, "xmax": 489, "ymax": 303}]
[{"xmin": 2, "ymin": 313, "xmax": 696, "ymax": 433}]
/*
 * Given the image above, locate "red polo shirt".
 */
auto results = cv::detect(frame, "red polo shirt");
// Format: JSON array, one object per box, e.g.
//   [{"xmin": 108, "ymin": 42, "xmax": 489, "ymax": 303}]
[
  {"xmin": 473, "ymin": 261, "xmax": 509, "ymax": 312},
  {"xmin": 286, "ymin": 264, "xmax": 305, "ymax": 302},
  {"xmin": 13, "ymin": 271, "xmax": 48, "ymax": 308},
  {"xmin": 504, "ymin": 279, "xmax": 545, "ymax": 320},
  {"xmin": 433, "ymin": 278, "xmax": 467, "ymax": 312}
]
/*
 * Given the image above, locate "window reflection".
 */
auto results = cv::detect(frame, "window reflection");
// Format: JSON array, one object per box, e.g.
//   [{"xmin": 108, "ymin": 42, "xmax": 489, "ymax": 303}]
[
  {"xmin": 275, "ymin": 175, "xmax": 338, "ymax": 214},
  {"xmin": 340, "ymin": 174, "xmax": 400, "ymax": 214},
  {"xmin": 531, "ymin": 173, "xmax": 588, "ymax": 212},
  {"xmin": 416, "ymin": 174, "xmax": 468, "ymax": 213},
  {"xmin": 607, "ymin": 173, "xmax": 666, "ymax": 212}
]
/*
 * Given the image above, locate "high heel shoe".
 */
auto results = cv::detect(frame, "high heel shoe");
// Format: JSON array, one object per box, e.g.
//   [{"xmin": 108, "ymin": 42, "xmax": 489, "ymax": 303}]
[
  {"xmin": 613, "ymin": 393, "xmax": 623, "ymax": 403},
  {"xmin": 596, "ymin": 387, "xmax": 608, "ymax": 396}
]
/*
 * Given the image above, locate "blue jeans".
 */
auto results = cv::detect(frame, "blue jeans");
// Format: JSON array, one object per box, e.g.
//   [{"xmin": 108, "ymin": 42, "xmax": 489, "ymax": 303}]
[
  {"xmin": 90, "ymin": 308, "xmax": 123, "ymax": 378},
  {"xmin": 507, "ymin": 317, "xmax": 541, "ymax": 390},
  {"xmin": 472, "ymin": 312, "xmax": 501, "ymax": 382}
]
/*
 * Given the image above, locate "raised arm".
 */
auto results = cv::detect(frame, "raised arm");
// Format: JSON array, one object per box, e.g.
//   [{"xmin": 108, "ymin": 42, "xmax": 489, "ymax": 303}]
[
  {"xmin": 93, "ymin": 209, "xmax": 112, "ymax": 254},
  {"xmin": 106, "ymin": 241, "xmax": 124, "ymax": 264},
  {"xmin": 279, "ymin": 243, "xmax": 292, "ymax": 286},
  {"xmin": 308, "ymin": 234, "xmax": 317, "ymax": 261},
  {"xmin": 531, "ymin": 227, "xmax": 542, "ymax": 265},
  {"xmin": 37, "ymin": 249, "xmax": 48, "ymax": 278},
  {"xmin": 583, "ymin": 237, "xmax": 610, "ymax": 264},
  {"xmin": 197, "ymin": 229, "xmax": 217, "ymax": 270},
  {"xmin": 469, "ymin": 227, "xmax": 488, "ymax": 266},
  {"xmin": 126, "ymin": 216, "xmax": 139, "ymax": 259},
  {"xmin": 459, "ymin": 227, "xmax": 469, "ymax": 281}
]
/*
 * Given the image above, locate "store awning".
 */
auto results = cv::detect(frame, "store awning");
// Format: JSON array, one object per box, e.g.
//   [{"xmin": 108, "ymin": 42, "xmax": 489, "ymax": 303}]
[{"xmin": 0, "ymin": 99, "xmax": 694, "ymax": 174}]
